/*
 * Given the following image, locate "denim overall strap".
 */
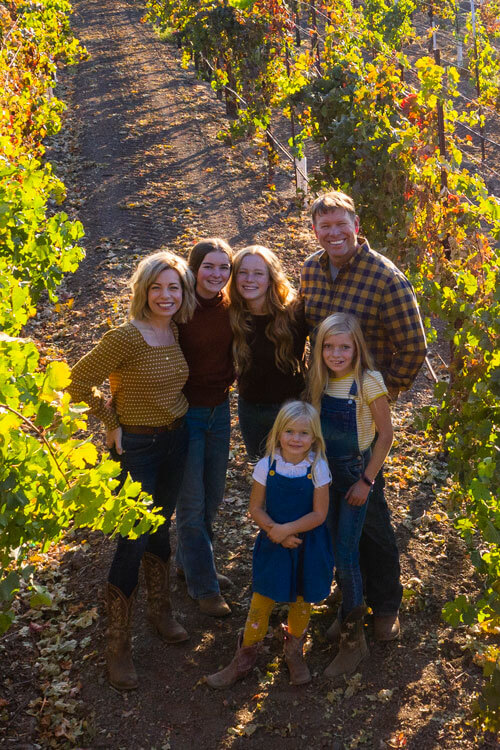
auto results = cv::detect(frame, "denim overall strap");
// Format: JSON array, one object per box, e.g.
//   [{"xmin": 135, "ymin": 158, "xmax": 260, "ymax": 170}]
[{"xmin": 320, "ymin": 379, "xmax": 361, "ymax": 459}]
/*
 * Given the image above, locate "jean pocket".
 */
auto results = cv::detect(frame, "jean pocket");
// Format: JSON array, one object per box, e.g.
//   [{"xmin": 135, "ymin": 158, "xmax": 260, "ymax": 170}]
[
  {"xmin": 331, "ymin": 456, "xmax": 364, "ymax": 486},
  {"xmin": 121, "ymin": 434, "xmax": 156, "ymax": 455}
]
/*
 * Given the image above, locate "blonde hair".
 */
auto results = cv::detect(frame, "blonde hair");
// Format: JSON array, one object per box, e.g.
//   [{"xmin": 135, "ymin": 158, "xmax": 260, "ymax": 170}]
[
  {"xmin": 265, "ymin": 400, "xmax": 327, "ymax": 482},
  {"xmin": 308, "ymin": 313, "xmax": 375, "ymax": 409},
  {"xmin": 311, "ymin": 191, "xmax": 357, "ymax": 225},
  {"xmin": 229, "ymin": 245, "xmax": 301, "ymax": 374},
  {"xmin": 129, "ymin": 250, "xmax": 196, "ymax": 323}
]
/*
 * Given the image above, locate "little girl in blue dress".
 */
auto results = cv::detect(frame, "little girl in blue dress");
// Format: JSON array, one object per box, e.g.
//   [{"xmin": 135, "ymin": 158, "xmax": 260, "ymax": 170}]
[{"xmin": 206, "ymin": 401, "xmax": 333, "ymax": 688}]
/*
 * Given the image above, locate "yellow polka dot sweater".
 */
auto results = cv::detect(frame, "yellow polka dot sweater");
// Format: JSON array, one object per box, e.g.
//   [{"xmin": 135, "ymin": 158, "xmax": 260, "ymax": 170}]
[{"xmin": 68, "ymin": 322, "xmax": 188, "ymax": 429}]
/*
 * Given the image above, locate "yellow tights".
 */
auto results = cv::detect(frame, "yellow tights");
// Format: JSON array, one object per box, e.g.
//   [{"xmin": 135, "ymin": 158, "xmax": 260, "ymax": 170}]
[{"xmin": 242, "ymin": 592, "xmax": 311, "ymax": 647}]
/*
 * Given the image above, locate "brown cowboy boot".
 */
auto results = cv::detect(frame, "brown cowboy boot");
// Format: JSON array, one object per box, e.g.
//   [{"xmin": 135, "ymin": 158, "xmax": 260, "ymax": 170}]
[
  {"xmin": 324, "ymin": 582, "xmax": 343, "ymax": 608},
  {"xmin": 177, "ymin": 567, "xmax": 233, "ymax": 590},
  {"xmin": 105, "ymin": 583, "xmax": 138, "ymax": 690},
  {"xmin": 324, "ymin": 605, "xmax": 368, "ymax": 679},
  {"xmin": 143, "ymin": 552, "xmax": 189, "ymax": 643},
  {"xmin": 206, "ymin": 633, "xmax": 259, "ymax": 689},
  {"xmin": 198, "ymin": 593, "xmax": 231, "ymax": 617},
  {"xmin": 325, "ymin": 607, "xmax": 342, "ymax": 643},
  {"xmin": 373, "ymin": 613, "xmax": 400, "ymax": 641},
  {"xmin": 283, "ymin": 627, "xmax": 311, "ymax": 685}
]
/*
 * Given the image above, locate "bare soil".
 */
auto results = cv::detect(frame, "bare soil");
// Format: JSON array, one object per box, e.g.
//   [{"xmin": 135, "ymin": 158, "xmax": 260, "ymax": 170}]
[{"xmin": 1, "ymin": 0, "xmax": 497, "ymax": 748}]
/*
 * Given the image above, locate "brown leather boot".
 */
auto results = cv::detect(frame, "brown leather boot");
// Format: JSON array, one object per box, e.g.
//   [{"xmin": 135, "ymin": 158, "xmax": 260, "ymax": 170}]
[
  {"xmin": 283, "ymin": 627, "xmax": 311, "ymax": 685},
  {"xmin": 373, "ymin": 613, "xmax": 400, "ymax": 641},
  {"xmin": 206, "ymin": 633, "xmax": 259, "ymax": 689},
  {"xmin": 324, "ymin": 605, "xmax": 368, "ymax": 679},
  {"xmin": 325, "ymin": 608, "xmax": 342, "ymax": 643},
  {"xmin": 198, "ymin": 593, "xmax": 231, "ymax": 617},
  {"xmin": 177, "ymin": 567, "xmax": 233, "ymax": 591},
  {"xmin": 324, "ymin": 583, "xmax": 343, "ymax": 608},
  {"xmin": 143, "ymin": 552, "xmax": 189, "ymax": 643},
  {"xmin": 105, "ymin": 583, "xmax": 138, "ymax": 690}
]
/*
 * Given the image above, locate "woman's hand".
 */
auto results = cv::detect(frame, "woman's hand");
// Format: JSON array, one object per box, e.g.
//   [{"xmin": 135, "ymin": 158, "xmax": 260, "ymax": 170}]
[
  {"xmin": 281, "ymin": 534, "xmax": 303, "ymax": 549},
  {"xmin": 106, "ymin": 426, "xmax": 123, "ymax": 455},
  {"xmin": 267, "ymin": 523, "xmax": 292, "ymax": 545},
  {"xmin": 345, "ymin": 479, "xmax": 371, "ymax": 506}
]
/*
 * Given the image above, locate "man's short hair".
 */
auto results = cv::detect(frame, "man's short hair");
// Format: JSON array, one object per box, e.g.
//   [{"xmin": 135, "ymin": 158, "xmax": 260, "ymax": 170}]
[{"xmin": 311, "ymin": 191, "xmax": 357, "ymax": 224}]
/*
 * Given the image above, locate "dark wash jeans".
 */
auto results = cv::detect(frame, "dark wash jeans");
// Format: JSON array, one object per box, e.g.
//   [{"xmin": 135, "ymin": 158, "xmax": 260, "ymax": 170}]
[
  {"xmin": 359, "ymin": 467, "xmax": 403, "ymax": 616},
  {"xmin": 108, "ymin": 423, "xmax": 189, "ymax": 598},
  {"xmin": 237, "ymin": 396, "xmax": 282, "ymax": 462}
]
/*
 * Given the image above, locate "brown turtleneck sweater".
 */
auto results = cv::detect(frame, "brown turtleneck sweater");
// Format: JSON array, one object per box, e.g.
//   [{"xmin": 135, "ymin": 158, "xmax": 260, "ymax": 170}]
[{"xmin": 177, "ymin": 291, "xmax": 234, "ymax": 407}]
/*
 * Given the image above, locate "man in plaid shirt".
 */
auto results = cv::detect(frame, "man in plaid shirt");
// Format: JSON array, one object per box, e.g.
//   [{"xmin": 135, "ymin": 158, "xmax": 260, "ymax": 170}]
[{"xmin": 300, "ymin": 190, "xmax": 427, "ymax": 641}]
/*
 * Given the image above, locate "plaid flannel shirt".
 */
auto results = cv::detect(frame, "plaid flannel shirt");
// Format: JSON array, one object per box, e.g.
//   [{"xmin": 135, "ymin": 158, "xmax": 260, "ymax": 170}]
[{"xmin": 300, "ymin": 238, "xmax": 427, "ymax": 392}]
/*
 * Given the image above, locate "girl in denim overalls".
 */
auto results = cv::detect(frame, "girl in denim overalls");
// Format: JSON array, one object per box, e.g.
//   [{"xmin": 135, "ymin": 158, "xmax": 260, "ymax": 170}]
[
  {"xmin": 206, "ymin": 401, "xmax": 333, "ymax": 689},
  {"xmin": 309, "ymin": 313, "xmax": 394, "ymax": 678}
]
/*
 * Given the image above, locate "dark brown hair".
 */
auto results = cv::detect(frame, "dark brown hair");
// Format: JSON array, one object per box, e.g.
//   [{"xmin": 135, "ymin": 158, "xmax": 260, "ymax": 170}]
[{"xmin": 188, "ymin": 238, "xmax": 233, "ymax": 277}]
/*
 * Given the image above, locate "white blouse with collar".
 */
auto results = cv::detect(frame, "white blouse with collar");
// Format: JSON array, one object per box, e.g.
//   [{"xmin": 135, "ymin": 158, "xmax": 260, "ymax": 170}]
[{"xmin": 252, "ymin": 451, "xmax": 331, "ymax": 488}]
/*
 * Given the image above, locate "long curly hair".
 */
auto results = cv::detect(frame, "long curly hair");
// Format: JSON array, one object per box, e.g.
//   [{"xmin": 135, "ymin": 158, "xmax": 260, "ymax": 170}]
[{"xmin": 228, "ymin": 245, "xmax": 300, "ymax": 375}]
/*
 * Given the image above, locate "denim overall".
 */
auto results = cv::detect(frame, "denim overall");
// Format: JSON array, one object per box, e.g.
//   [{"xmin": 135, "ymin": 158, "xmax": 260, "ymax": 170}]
[
  {"xmin": 320, "ymin": 380, "xmax": 371, "ymax": 619},
  {"xmin": 252, "ymin": 459, "xmax": 334, "ymax": 603}
]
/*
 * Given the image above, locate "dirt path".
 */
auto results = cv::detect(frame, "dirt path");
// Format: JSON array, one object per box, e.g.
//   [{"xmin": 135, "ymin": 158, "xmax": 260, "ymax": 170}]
[
  {"xmin": 62, "ymin": 0, "xmax": 296, "ymax": 322},
  {"xmin": 1, "ymin": 0, "xmax": 494, "ymax": 748}
]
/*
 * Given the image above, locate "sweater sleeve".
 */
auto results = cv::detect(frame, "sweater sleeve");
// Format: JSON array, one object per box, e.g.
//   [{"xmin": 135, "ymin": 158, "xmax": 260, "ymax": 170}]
[
  {"xmin": 380, "ymin": 275, "xmax": 427, "ymax": 391},
  {"xmin": 68, "ymin": 327, "xmax": 131, "ymax": 429}
]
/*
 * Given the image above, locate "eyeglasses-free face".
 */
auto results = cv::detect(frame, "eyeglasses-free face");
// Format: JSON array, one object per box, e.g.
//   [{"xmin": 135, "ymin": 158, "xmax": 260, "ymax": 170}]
[{"xmin": 235, "ymin": 254, "xmax": 270, "ymax": 313}]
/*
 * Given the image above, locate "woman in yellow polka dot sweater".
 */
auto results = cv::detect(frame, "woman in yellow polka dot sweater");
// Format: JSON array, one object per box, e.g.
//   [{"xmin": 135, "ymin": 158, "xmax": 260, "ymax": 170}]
[{"xmin": 69, "ymin": 250, "xmax": 196, "ymax": 691}]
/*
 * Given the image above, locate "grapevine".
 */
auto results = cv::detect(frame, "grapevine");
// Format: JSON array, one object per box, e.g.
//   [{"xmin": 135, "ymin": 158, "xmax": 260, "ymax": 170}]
[
  {"xmin": 0, "ymin": 0, "xmax": 162, "ymax": 635},
  {"xmin": 145, "ymin": 0, "xmax": 500, "ymax": 729}
]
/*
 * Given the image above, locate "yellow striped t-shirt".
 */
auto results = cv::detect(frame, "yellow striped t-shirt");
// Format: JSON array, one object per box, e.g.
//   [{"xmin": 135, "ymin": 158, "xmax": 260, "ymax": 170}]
[{"xmin": 324, "ymin": 370, "xmax": 388, "ymax": 451}]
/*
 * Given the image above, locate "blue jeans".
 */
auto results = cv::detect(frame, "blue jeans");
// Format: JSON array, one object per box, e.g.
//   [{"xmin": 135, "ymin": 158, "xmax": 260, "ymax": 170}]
[
  {"xmin": 359, "ymin": 469, "xmax": 403, "ymax": 615},
  {"xmin": 238, "ymin": 396, "xmax": 281, "ymax": 462},
  {"xmin": 108, "ymin": 424, "xmax": 189, "ymax": 598},
  {"xmin": 175, "ymin": 401, "xmax": 230, "ymax": 599},
  {"xmin": 327, "ymin": 454, "xmax": 370, "ymax": 617}
]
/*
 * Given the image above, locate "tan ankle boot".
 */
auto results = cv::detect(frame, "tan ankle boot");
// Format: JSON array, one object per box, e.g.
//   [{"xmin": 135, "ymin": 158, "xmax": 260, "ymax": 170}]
[
  {"xmin": 143, "ymin": 552, "xmax": 189, "ymax": 643},
  {"xmin": 283, "ymin": 627, "xmax": 311, "ymax": 685},
  {"xmin": 324, "ymin": 605, "xmax": 368, "ymax": 679},
  {"xmin": 206, "ymin": 633, "xmax": 259, "ymax": 689},
  {"xmin": 105, "ymin": 583, "xmax": 138, "ymax": 690}
]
